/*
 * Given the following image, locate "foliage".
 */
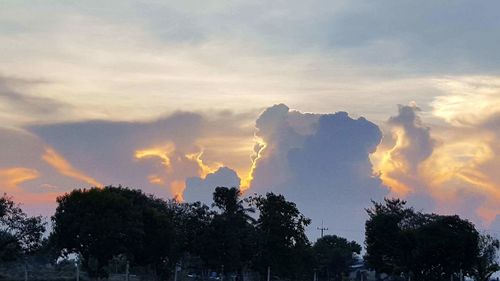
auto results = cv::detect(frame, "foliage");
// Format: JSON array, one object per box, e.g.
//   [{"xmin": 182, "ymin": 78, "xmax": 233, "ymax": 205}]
[
  {"xmin": 312, "ymin": 235, "xmax": 361, "ymax": 281},
  {"xmin": 410, "ymin": 214, "xmax": 479, "ymax": 280},
  {"xmin": 364, "ymin": 198, "xmax": 481, "ymax": 281},
  {"xmin": 0, "ymin": 194, "xmax": 46, "ymax": 261},
  {"xmin": 51, "ymin": 186, "xmax": 175, "ymax": 280},
  {"xmin": 251, "ymin": 192, "xmax": 312, "ymax": 280},
  {"xmin": 471, "ymin": 234, "xmax": 500, "ymax": 281},
  {"xmin": 201, "ymin": 187, "xmax": 256, "ymax": 273}
]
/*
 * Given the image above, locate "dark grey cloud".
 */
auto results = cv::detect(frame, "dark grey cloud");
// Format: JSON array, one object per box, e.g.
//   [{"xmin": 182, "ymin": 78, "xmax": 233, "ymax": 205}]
[
  {"xmin": 0, "ymin": 75, "xmax": 70, "ymax": 122},
  {"xmin": 28, "ymin": 112, "xmax": 205, "ymax": 197},
  {"xmin": 184, "ymin": 167, "xmax": 241, "ymax": 204},
  {"xmin": 125, "ymin": 0, "xmax": 500, "ymax": 74},
  {"xmin": 236, "ymin": 0, "xmax": 500, "ymax": 74},
  {"xmin": 249, "ymin": 104, "xmax": 387, "ymax": 243},
  {"xmin": 11, "ymin": 1, "xmax": 499, "ymax": 75},
  {"xmin": 388, "ymin": 105, "xmax": 435, "ymax": 172},
  {"xmin": 28, "ymin": 110, "xmax": 255, "ymax": 199}
]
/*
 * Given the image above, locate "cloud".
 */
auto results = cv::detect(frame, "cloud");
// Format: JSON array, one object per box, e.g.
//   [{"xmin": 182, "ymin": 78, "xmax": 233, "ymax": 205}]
[
  {"xmin": 15, "ymin": 104, "xmax": 389, "ymax": 243},
  {"xmin": 432, "ymin": 76, "xmax": 500, "ymax": 126},
  {"xmin": 1, "ymin": 1, "xmax": 480, "ymax": 128},
  {"xmin": 424, "ymin": 77, "xmax": 500, "ymax": 225},
  {"xmin": 42, "ymin": 148, "xmax": 102, "ymax": 188},
  {"xmin": 0, "ymin": 127, "xmax": 99, "ymax": 215},
  {"xmin": 371, "ymin": 104, "xmax": 435, "ymax": 196},
  {"xmin": 0, "ymin": 75, "xmax": 71, "ymax": 126},
  {"xmin": 29, "ymin": 110, "xmax": 255, "ymax": 200},
  {"xmin": 247, "ymin": 104, "xmax": 386, "ymax": 242},
  {"xmin": 370, "ymin": 93, "xmax": 500, "ymax": 228},
  {"xmin": 184, "ymin": 167, "xmax": 241, "ymax": 204},
  {"xmin": 0, "ymin": 167, "xmax": 40, "ymax": 191}
]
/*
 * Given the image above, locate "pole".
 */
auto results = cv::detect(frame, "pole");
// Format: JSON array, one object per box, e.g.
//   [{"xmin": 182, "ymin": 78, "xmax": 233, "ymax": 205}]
[
  {"xmin": 76, "ymin": 261, "xmax": 80, "ymax": 281},
  {"xmin": 267, "ymin": 266, "xmax": 270, "ymax": 281},
  {"xmin": 126, "ymin": 261, "xmax": 130, "ymax": 281},
  {"xmin": 313, "ymin": 270, "xmax": 317, "ymax": 281},
  {"xmin": 317, "ymin": 220, "xmax": 328, "ymax": 238},
  {"xmin": 459, "ymin": 269, "xmax": 463, "ymax": 281},
  {"xmin": 221, "ymin": 265, "xmax": 225, "ymax": 281},
  {"xmin": 174, "ymin": 263, "xmax": 178, "ymax": 281}
]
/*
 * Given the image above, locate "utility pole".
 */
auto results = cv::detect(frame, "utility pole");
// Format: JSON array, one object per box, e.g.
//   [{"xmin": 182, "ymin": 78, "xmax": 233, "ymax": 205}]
[
  {"xmin": 125, "ymin": 261, "xmax": 130, "ymax": 281},
  {"xmin": 76, "ymin": 261, "xmax": 80, "ymax": 281},
  {"xmin": 174, "ymin": 263, "xmax": 179, "ymax": 281},
  {"xmin": 317, "ymin": 220, "xmax": 328, "ymax": 238}
]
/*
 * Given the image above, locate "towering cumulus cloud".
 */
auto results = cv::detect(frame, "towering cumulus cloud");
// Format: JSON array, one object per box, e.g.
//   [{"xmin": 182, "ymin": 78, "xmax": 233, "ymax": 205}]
[
  {"xmin": 184, "ymin": 167, "xmax": 241, "ymax": 203},
  {"xmin": 247, "ymin": 104, "xmax": 387, "ymax": 242},
  {"xmin": 371, "ymin": 104, "xmax": 435, "ymax": 197},
  {"xmin": 372, "ymin": 93, "xmax": 500, "ymax": 228}
]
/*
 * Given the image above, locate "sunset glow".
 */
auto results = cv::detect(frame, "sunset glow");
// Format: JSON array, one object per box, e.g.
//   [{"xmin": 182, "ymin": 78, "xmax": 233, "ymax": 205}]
[{"xmin": 2, "ymin": 1, "xmax": 500, "ymax": 244}]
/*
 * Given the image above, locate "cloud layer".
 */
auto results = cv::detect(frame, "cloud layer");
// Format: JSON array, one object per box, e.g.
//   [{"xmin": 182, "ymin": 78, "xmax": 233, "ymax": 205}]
[
  {"xmin": 2, "ymin": 0, "xmax": 500, "ymax": 240},
  {"xmin": 3, "ymin": 98, "xmax": 500, "ymax": 242}
]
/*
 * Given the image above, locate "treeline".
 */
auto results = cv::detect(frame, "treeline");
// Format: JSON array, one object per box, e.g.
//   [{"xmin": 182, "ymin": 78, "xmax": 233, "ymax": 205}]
[
  {"xmin": 365, "ymin": 199, "xmax": 500, "ymax": 281},
  {"xmin": 51, "ymin": 186, "xmax": 317, "ymax": 280},
  {"xmin": 0, "ymin": 186, "xmax": 499, "ymax": 281},
  {"xmin": 1, "ymin": 187, "xmax": 359, "ymax": 281}
]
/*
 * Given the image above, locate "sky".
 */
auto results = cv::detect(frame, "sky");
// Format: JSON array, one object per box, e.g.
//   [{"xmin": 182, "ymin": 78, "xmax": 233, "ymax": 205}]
[{"xmin": 2, "ymin": 0, "xmax": 500, "ymax": 243}]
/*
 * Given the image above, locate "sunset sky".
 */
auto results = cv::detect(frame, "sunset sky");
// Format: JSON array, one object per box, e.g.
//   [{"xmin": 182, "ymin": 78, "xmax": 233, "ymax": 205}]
[{"xmin": 2, "ymin": 0, "xmax": 500, "ymax": 242}]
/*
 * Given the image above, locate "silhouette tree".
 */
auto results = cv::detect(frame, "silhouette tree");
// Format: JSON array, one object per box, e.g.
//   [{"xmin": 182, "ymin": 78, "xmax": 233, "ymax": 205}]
[
  {"xmin": 0, "ymin": 194, "xmax": 45, "ymax": 262},
  {"xmin": 365, "ymin": 199, "xmax": 481, "ymax": 281},
  {"xmin": 252, "ymin": 192, "xmax": 312, "ymax": 280},
  {"xmin": 52, "ymin": 186, "xmax": 175, "ymax": 280},
  {"xmin": 313, "ymin": 235, "xmax": 361, "ymax": 281},
  {"xmin": 202, "ymin": 187, "xmax": 256, "ymax": 274},
  {"xmin": 364, "ymin": 198, "xmax": 415, "ymax": 276},
  {"xmin": 410, "ymin": 215, "xmax": 479, "ymax": 281},
  {"xmin": 471, "ymin": 234, "xmax": 500, "ymax": 281}
]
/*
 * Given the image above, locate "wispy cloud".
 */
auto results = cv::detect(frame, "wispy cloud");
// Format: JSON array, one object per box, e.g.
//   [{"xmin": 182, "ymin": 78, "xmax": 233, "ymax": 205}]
[{"xmin": 42, "ymin": 147, "xmax": 102, "ymax": 188}]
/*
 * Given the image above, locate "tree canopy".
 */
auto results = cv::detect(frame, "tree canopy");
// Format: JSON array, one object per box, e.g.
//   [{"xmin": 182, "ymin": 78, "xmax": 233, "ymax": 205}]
[
  {"xmin": 2, "ymin": 186, "xmax": 496, "ymax": 281},
  {"xmin": 471, "ymin": 234, "xmax": 500, "ymax": 281},
  {"xmin": 51, "ymin": 186, "xmax": 175, "ymax": 279},
  {"xmin": 313, "ymin": 235, "xmax": 361, "ymax": 281},
  {"xmin": 252, "ymin": 192, "xmax": 312, "ymax": 280},
  {"xmin": 365, "ymin": 198, "xmax": 481, "ymax": 281},
  {"xmin": 0, "ymin": 194, "xmax": 45, "ymax": 262}
]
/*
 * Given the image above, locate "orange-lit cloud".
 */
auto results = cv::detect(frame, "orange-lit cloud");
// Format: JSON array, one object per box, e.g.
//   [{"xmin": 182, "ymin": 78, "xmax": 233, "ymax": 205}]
[
  {"xmin": 0, "ymin": 167, "xmax": 63, "ymax": 208},
  {"xmin": 240, "ymin": 135, "xmax": 267, "ymax": 191},
  {"xmin": 417, "ymin": 125, "xmax": 500, "ymax": 225},
  {"xmin": 135, "ymin": 143, "xmax": 175, "ymax": 170},
  {"xmin": 185, "ymin": 150, "xmax": 223, "ymax": 178},
  {"xmin": 371, "ymin": 104, "xmax": 434, "ymax": 197},
  {"xmin": 0, "ymin": 167, "xmax": 40, "ymax": 190},
  {"xmin": 171, "ymin": 180, "xmax": 185, "ymax": 202},
  {"xmin": 135, "ymin": 141, "xmax": 229, "ymax": 200},
  {"xmin": 42, "ymin": 147, "xmax": 102, "ymax": 187},
  {"xmin": 432, "ymin": 76, "xmax": 500, "ymax": 126},
  {"xmin": 372, "ymin": 80, "xmax": 500, "ymax": 227},
  {"xmin": 371, "ymin": 127, "xmax": 413, "ymax": 196}
]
